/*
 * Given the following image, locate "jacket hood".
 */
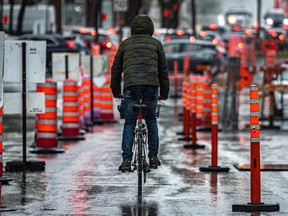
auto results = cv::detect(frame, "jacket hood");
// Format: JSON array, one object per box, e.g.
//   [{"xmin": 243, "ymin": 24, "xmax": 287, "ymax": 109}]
[{"xmin": 131, "ymin": 14, "xmax": 154, "ymax": 36}]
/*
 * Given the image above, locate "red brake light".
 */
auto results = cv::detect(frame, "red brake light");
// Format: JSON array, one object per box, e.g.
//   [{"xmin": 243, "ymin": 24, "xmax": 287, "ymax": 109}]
[
  {"xmin": 245, "ymin": 29, "xmax": 253, "ymax": 35},
  {"xmin": 233, "ymin": 26, "xmax": 242, "ymax": 31},
  {"xmin": 103, "ymin": 42, "xmax": 112, "ymax": 48},
  {"xmin": 209, "ymin": 24, "xmax": 218, "ymax": 30},
  {"xmin": 79, "ymin": 28, "xmax": 90, "ymax": 34},
  {"xmin": 213, "ymin": 52, "xmax": 223, "ymax": 57},
  {"xmin": 190, "ymin": 36, "xmax": 196, "ymax": 42},
  {"xmin": 212, "ymin": 38, "xmax": 219, "ymax": 44},
  {"xmin": 2, "ymin": 15, "xmax": 8, "ymax": 25},
  {"xmin": 66, "ymin": 41, "xmax": 75, "ymax": 48},
  {"xmin": 165, "ymin": 35, "xmax": 171, "ymax": 41},
  {"xmin": 279, "ymin": 34, "xmax": 285, "ymax": 40},
  {"xmin": 176, "ymin": 29, "xmax": 185, "ymax": 36},
  {"xmin": 238, "ymin": 42, "xmax": 244, "ymax": 49},
  {"xmin": 200, "ymin": 31, "xmax": 208, "ymax": 37},
  {"xmin": 91, "ymin": 30, "xmax": 97, "ymax": 36}
]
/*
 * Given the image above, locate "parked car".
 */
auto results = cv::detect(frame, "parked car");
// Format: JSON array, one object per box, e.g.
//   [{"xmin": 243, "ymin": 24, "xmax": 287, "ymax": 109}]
[
  {"xmin": 160, "ymin": 28, "xmax": 195, "ymax": 42},
  {"xmin": 162, "ymin": 39, "xmax": 227, "ymax": 74},
  {"xmin": 197, "ymin": 30, "xmax": 227, "ymax": 50},
  {"xmin": 263, "ymin": 9, "xmax": 288, "ymax": 28},
  {"xmin": 17, "ymin": 34, "xmax": 84, "ymax": 77}
]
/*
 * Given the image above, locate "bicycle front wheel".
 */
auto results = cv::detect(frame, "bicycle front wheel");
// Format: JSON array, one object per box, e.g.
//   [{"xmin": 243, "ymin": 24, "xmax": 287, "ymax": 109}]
[{"xmin": 137, "ymin": 135, "xmax": 144, "ymax": 204}]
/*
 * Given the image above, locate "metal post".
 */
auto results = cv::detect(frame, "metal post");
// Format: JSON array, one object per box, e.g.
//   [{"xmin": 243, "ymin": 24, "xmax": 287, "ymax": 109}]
[
  {"xmin": 191, "ymin": 0, "xmax": 196, "ymax": 37},
  {"xmin": 22, "ymin": 42, "xmax": 27, "ymax": 172},
  {"xmin": 90, "ymin": 55, "xmax": 94, "ymax": 122},
  {"xmin": 257, "ymin": 0, "xmax": 262, "ymax": 39},
  {"xmin": 65, "ymin": 55, "xmax": 68, "ymax": 79}
]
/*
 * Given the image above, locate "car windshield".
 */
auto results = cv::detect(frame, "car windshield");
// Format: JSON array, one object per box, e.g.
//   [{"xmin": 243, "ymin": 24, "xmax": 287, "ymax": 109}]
[
  {"xmin": 183, "ymin": 44, "xmax": 212, "ymax": 52},
  {"xmin": 80, "ymin": 34, "xmax": 109, "ymax": 42},
  {"xmin": 163, "ymin": 42, "xmax": 217, "ymax": 53},
  {"xmin": 266, "ymin": 13, "xmax": 285, "ymax": 20},
  {"xmin": 163, "ymin": 43, "xmax": 181, "ymax": 53}
]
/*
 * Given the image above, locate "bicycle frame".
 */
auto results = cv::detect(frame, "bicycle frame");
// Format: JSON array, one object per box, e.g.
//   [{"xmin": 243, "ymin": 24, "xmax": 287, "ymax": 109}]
[{"xmin": 131, "ymin": 105, "xmax": 150, "ymax": 204}]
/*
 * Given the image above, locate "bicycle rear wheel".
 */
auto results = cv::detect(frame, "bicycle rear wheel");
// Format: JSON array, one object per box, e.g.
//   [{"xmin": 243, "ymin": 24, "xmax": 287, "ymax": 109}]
[{"xmin": 137, "ymin": 135, "xmax": 144, "ymax": 204}]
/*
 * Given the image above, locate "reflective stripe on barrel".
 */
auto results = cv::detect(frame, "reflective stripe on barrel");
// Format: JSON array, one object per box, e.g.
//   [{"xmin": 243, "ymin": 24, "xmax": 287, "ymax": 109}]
[
  {"xmin": 62, "ymin": 79, "xmax": 80, "ymax": 136},
  {"xmin": 250, "ymin": 84, "xmax": 261, "ymax": 204},
  {"xmin": 36, "ymin": 81, "xmax": 59, "ymax": 148},
  {"xmin": 100, "ymin": 79, "xmax": 114, "ymax": 120}
]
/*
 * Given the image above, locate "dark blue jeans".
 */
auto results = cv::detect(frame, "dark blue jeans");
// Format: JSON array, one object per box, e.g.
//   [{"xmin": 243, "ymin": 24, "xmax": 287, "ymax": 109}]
[{"xmin": 122, "ymin": 85, "xmax": 159, "ymax": 160}]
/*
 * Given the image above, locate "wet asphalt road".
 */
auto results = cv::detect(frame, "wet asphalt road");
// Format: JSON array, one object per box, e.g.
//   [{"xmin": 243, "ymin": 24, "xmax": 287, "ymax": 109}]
[{"xmin": 1, "ymin": 98, "xmax": 288, "ymax": 215}]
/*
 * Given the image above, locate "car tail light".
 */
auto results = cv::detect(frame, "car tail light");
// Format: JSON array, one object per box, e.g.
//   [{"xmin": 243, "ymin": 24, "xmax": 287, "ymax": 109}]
[
  {"xmin": 66, "ymin": 41, "xmax": 75, "ymax": 49},
  {"xmin": 232, "ymin": 26, "xmax": 242, "ymax": 31},
  {"xmin": 91, "ymin": 30, "xmax": 97, "ymax": 36},
  {"xmin": 245, "ymin": 29, "xmax": 253, "ymax": 35},
  {"xmin": 279, "ymin": 34, "xmax": 285, "ymax": 41},
  {"xmin": 176, "ymin": 29, "xmax": 185, "ymax": 36},
  {"xmin": 190, "ymin": 36, "xmax": 196, "ymax": 42},
  {"xmin": 165, "ymin": 35, "xmax": 171, "ymax": 41},
  {"xmin": 212, "ymin": 38, "xmax": 219, "ymax": 45},
  {"xmin": 3, "ymin": 15, "xmax": 9, "ymax": 25},
  {"xmin": 103, "ymin": 41, "xmax": 112, "ymax": 49},
  {"xmin": 200, "ymin": 31, "xmax": 208, "ymax": 37},
  {"xmin": 238, "ymin": 42, "xmax": 244, "ymax": 49},
  {"xmin": 79, "ymin": 28, "xmax": 90, "ymax": 34},
  {"xmin": 213, "ymin": 52, "xmax": 223, "ymax": 57},
  {"xmin": 268, "ymin": 29, "xmax": 277, "ymax": 38},
  {"xmin": 209, "ymin": 24, "xmax": 218, "ymax": 30}
]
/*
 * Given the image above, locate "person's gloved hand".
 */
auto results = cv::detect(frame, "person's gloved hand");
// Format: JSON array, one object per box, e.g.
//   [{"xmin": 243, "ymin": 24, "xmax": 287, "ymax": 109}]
[
  {"xmin": 158, "ymin": 96, "xmax": 168, "ymax": 100},
  {"xmin": 114, "ymin": 93, "xmax": 124, "ymax": 98}
]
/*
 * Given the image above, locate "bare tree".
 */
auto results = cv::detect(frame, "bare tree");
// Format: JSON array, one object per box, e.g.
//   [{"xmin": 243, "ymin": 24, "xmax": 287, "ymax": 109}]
[
  {"xmin": 159, "ymin": 0, "xmax": 184, "ymax": 28},
  {"xmin": 9, "ymin": 0, "xmax": 14, "ymax": 34},
  {"xmin": 16, "ymin": 0, "xmax": 27, "ymax": 35}
]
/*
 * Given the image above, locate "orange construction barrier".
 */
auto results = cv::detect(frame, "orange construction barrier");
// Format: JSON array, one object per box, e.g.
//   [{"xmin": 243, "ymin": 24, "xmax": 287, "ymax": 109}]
[
  {"xmin": 107, "ymin": 46, "xmax": 118, "ymax": 74},
  {"xmin": 99, "ymin": 79, "xmax": 117, "ymax": 123},
  {"xmin": 177, "ymin": 78, "xmax": 191, "ymax": 141},
  {"xmin": 201, "ymin": 81, "xmax": 212, "ymax": 130},
  {"xmin": 232, "ymin": 85, "xmax": 279, "ymax": 212},
  {"xmin": 93, "ymin": 85, "xmax": 101, "ymax": 119},
  {"xmin": 31, "ymin": 80, "xmax": 64, "ymax": 153},
  {"xmin": 0, "ymin": 108, "xmax": 13, "ymax": 184},
  {"xmin": 195, "ymin": 81, "xmax": 204, "ymax": 127},
  {"xmin": 81, "ymin": 74, "xmax": 93, "ymax": 126},
  {"xmin": 59, "ymin": 79, "xmax": 85, "ymax": 140},
  {"xmin": 78, "ymin": 80, "xmax": 85, "ymax": 130},
  {"xmin": 199, "ymin": 84, "xmax": 228, "ymax": 171},
  {"xmin": 183, "ymin": 82, "xmax": 205, "ymax": 149}
]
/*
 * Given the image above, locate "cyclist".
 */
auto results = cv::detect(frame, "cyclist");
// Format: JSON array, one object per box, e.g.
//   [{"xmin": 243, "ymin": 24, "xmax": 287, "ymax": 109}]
[{"xmin": 110, "ymin": 14, "xmax": 170, "ymax": 172}]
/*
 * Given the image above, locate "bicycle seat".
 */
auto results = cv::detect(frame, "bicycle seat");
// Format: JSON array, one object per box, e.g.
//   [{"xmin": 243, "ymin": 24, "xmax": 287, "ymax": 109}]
[{"xmin": 132, "ymin": 104, "xmax": 148, "ymax": 112}]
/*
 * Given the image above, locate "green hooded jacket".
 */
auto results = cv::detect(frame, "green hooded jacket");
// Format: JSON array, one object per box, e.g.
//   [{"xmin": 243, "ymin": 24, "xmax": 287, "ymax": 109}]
[{"xmin": 110, "ymin": 14, "xmax": 170, "ymax": 98}]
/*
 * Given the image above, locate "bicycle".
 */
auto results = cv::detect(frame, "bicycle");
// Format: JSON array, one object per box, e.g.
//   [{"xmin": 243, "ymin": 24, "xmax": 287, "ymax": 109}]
[{"xmin": 117, "ymin": 99, "xmax": 163, "ymax": 203}]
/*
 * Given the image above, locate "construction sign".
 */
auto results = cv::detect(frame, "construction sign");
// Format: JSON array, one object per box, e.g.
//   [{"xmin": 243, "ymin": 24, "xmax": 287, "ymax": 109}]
[{"xmin": 237, "ymin": 67, "xmax": 253, "ymax": 89}]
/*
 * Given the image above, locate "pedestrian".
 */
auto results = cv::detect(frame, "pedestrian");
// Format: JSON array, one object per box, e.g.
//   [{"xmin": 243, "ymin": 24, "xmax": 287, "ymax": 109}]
[{"xmin": 110, "ymin": 14, "xmax": 170, "ymax": 172}]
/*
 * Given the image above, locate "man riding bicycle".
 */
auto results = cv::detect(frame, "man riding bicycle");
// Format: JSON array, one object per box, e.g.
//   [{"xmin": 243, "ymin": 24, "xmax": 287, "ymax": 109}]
[{"xmin": 110, "ymin": 14, "xmax": 170, "ymax": 172}]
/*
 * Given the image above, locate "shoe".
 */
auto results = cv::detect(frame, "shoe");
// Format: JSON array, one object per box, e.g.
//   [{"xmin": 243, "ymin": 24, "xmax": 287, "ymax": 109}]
[
  {"xmin": 149, "ymin": 156, "xmax": 161, "ymax": 169},
  {"xmin": 118, "ymin": 160, "xmax": 131, "ymax": 172}
]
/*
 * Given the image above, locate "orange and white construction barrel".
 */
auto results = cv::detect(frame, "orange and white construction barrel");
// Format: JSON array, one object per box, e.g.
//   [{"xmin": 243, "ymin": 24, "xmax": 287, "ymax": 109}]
[
  {"xmin": 0, "ymin": 107, "xmax": 13, "ymax": 184},
  {"xmin": 58, "ymin": 79, "xmax": 85, "ymax": 140},
  {"xmin": 31, "ymin": 80, "xmax": 64, "ymax": 153},
  {"xmin": 100, "ymin": 79, "xmax": 117, "ymax": 123}
]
